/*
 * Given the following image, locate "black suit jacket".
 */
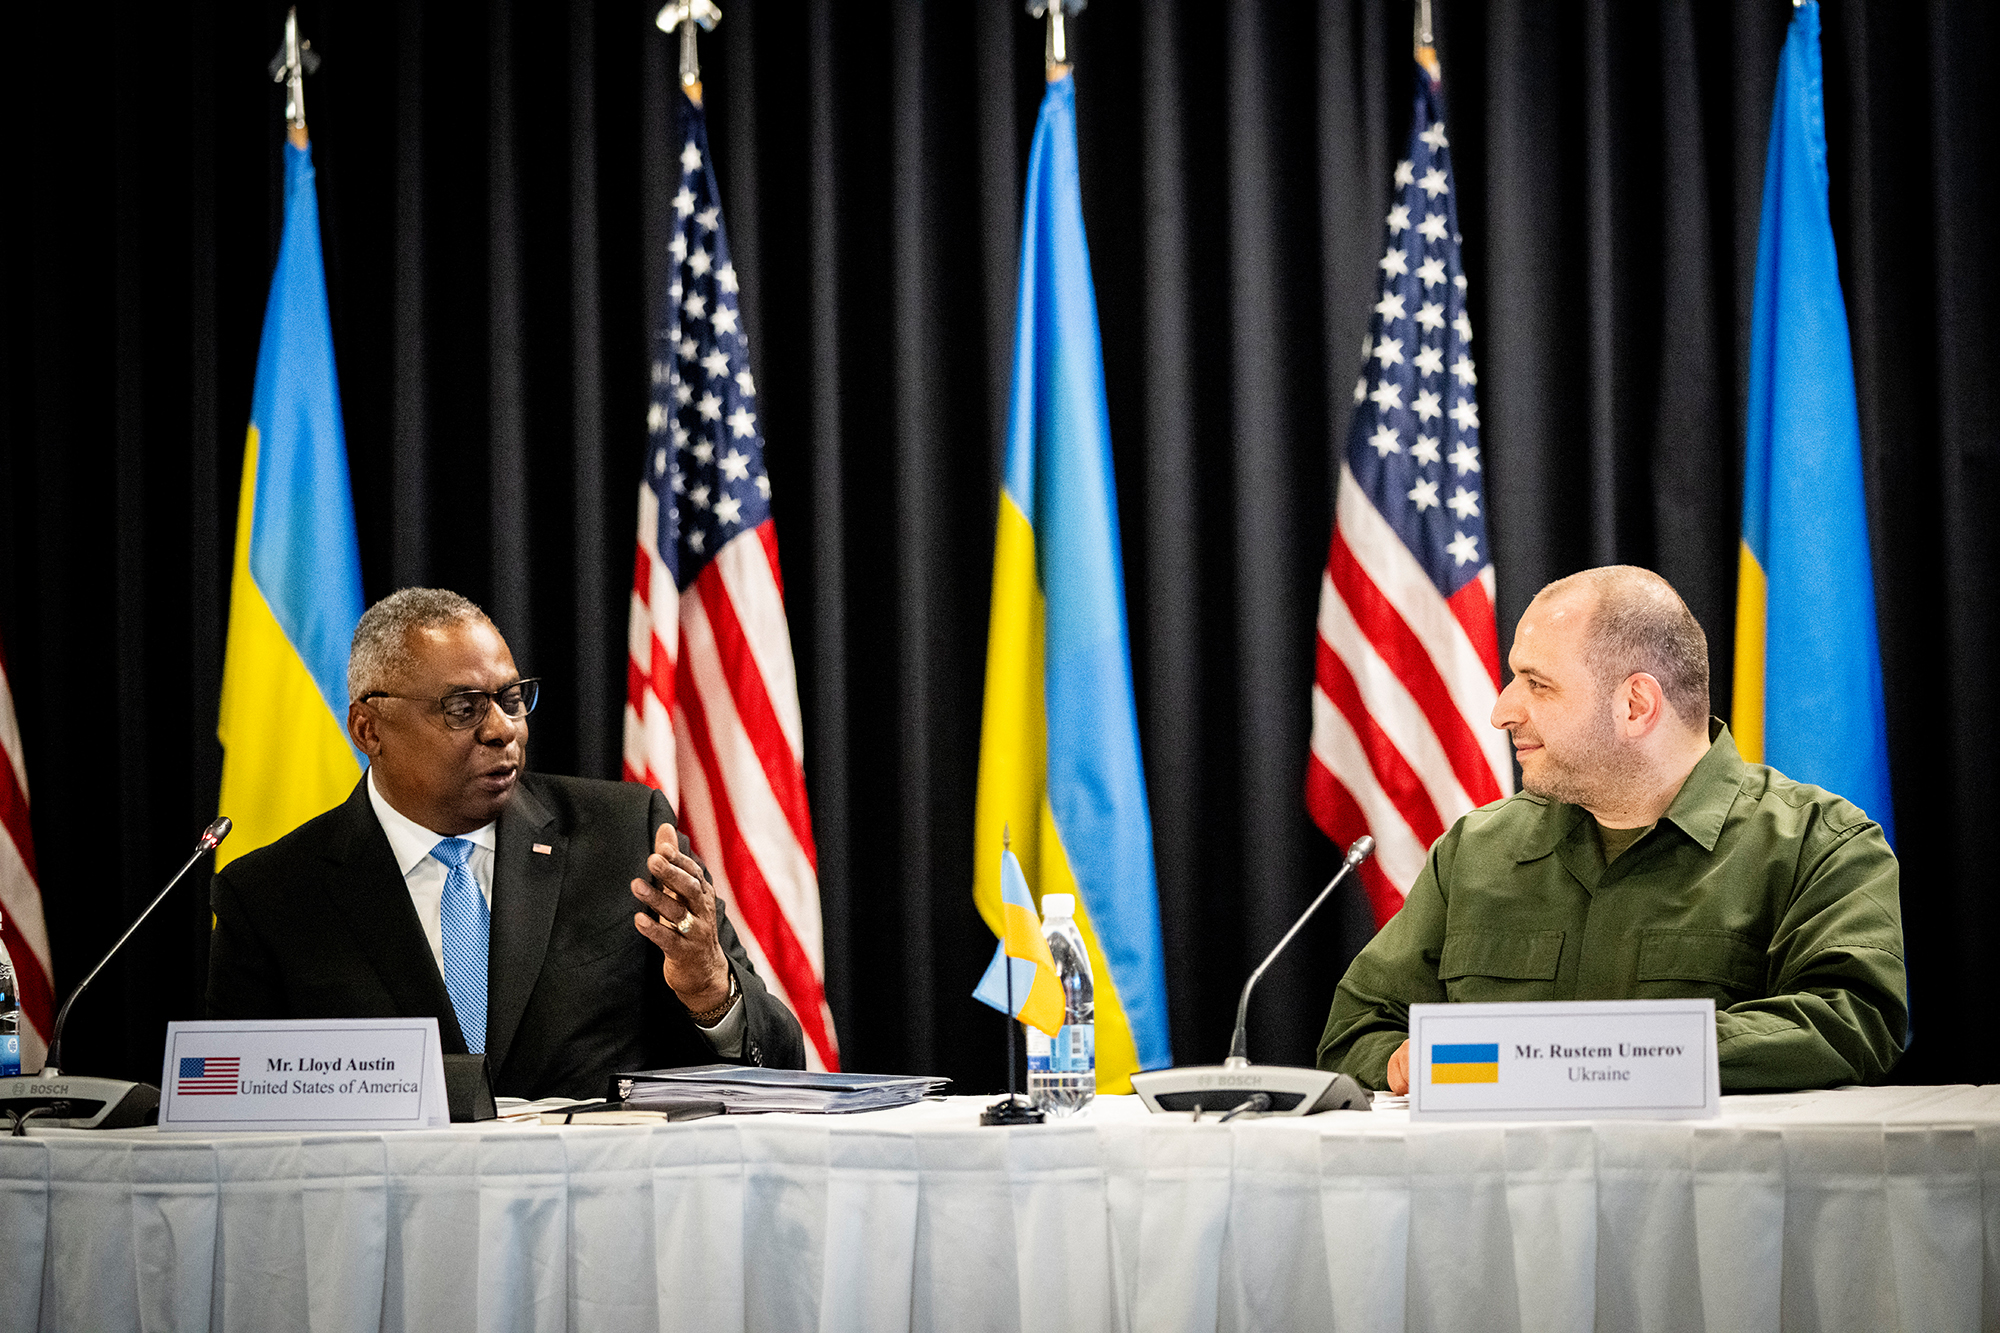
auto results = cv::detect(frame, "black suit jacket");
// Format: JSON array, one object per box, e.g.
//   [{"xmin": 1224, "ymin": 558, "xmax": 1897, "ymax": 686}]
[{"xmin": 207, "ymin": 772, "xmax": 806, "ymax": 1098}]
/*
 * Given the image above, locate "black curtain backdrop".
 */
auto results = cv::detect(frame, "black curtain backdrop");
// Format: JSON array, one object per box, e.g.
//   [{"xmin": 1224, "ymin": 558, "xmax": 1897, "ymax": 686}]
[{"xmin": 2, "ymin": 1, "xmax": 1994, "ymax": 1090}]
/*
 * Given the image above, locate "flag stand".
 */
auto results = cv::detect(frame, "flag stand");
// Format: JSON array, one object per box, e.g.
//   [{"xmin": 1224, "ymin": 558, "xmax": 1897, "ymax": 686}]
[{"xmin": 982, "ymin": 826, "xmax": 1044, "ymax": 1125}]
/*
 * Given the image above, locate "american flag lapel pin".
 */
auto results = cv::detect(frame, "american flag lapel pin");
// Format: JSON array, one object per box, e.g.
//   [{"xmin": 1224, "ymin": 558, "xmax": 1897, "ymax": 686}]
[{"xmin": 532, "ymin": 843, "xmax": 553, "ymax": 855}]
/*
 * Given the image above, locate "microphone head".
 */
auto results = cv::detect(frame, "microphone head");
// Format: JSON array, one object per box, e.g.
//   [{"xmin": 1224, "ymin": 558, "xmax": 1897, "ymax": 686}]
[
  {"xmin": 1345, "ymin": 834, "xmax": 1376, "ymax": 866},
  {"xmin": 201, "ymin": 817, "xmax": 233, "ymax": 851}
]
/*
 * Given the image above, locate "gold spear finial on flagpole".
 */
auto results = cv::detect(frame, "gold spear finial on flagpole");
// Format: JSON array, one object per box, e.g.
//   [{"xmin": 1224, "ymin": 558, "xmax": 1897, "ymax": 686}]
[
  {"xmin": 1029, "ymin": 0, "xmax": 1086, "ymax": 84},
  {"xmin": 267, "ymin": 7, "xmax": 321, "ymax": 149},
  {"xmin": 657, "ymin": 1, "xmax": 723, "ymax": 107}
]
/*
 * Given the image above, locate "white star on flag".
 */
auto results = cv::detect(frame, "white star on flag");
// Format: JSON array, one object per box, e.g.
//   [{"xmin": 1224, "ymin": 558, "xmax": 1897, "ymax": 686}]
[
  {"xmin": 1447, "ymin": 487, "xmax": 1481, "ymax": 519},
  {"xmin": 1408, "ymin": 478, "xmax": 1440, "ymax": 511}
]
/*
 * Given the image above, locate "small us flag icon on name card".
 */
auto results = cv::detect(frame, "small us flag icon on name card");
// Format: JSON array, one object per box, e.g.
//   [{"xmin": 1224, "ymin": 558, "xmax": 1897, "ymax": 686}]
[{"xmin": 177, "ymin": 1056, "xmax": 240, "ymax": 1095}]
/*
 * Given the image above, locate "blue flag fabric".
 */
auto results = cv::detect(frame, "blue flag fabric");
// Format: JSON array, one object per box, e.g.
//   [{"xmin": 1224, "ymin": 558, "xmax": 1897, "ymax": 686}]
[{"xmin": 1733, "ymin": 1, "xmax": 1895, "ymax": 844}]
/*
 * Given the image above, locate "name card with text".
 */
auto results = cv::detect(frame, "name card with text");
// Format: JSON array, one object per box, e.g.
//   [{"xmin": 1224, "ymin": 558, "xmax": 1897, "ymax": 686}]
[
  {"xmin": 1408, "ymin": 999, "xmax": 1718, "ymax": 1121},
  {"xmin": 160, "ymin": 1019, "xmax": 449, "ymax": 1132}
]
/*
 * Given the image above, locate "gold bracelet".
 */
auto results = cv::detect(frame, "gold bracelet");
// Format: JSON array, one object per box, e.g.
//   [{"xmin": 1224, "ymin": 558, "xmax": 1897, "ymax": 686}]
[{"xmin": 688, "ymin": 971, "xmax": 739, "ymax": 1025}]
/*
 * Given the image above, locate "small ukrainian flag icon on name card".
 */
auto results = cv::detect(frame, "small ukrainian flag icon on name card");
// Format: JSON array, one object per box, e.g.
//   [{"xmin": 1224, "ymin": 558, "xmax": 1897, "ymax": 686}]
[{"xmin": 1429, "ymin": 1042, "xmax": 1500, "ymax": 1084}]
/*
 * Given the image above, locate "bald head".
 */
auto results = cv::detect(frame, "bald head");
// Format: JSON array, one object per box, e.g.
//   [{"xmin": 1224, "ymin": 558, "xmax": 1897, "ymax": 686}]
[{"xmin": 1533, "ymin": 566, "xmax": 1709, "ymax": 731}]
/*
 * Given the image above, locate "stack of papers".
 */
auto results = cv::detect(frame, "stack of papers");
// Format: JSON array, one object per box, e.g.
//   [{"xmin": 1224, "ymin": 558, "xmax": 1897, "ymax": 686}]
[{"xmin": 615, "ymin": 1064, "xmax": 949, "ymax": 1114}]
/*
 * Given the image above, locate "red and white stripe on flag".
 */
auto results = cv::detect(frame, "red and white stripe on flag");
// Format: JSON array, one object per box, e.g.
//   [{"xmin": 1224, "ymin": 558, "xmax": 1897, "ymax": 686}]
[
  {"xmin": 1307, "ymin": 467, "xmax": 1513, "ymax": 926},
  {"xmin": 625, "ymin": 484, "xmax": 839, "ymax": 1070},
  {"xmin": 0, "ymin": 635, "xmax": 55, "ymax": 1071}
]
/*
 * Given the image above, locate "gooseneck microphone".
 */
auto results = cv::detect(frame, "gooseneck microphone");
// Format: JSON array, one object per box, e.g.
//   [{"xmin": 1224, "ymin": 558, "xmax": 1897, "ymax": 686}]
[
  {"xmin": 1130, "ymin": 835, "xmax": 1378, "ymax": 1118},
  {"xmin": 3, "ymin": 817, "xmax": 231, "ymax": 1132},
  {"xmin": 1225, "ymin": 834, "xmax": 1374, "ymax": 1067}
]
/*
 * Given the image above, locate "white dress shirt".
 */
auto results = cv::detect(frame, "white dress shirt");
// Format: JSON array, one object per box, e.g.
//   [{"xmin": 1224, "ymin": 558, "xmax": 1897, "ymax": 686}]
[
  {"xmin": 367, "ymin": 768, "xmax": 496, "ymax": 975},
  {"xmin": 363, "ymin": 768, "xmax": 745, "ymax": 1057}
]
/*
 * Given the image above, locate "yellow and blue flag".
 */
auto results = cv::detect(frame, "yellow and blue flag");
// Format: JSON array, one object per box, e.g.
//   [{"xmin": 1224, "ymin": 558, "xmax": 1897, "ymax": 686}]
[
  {"xmin": 972, "ymin": 848, "xmax": 1065, "ymax": 1037},
  {"xmin": 1428, "ymin": 1042, "xmax": 1499, "ymax": 1084},
  {"xmin": 973, "ymin": 72, "xmax": 1171, "ymax": 1093},
  {"xmin": 216, "ymin": 137, "xmax": 365, "ymax": 869},
  {"xmin": 1732, "ymin": 1, "xmax": 1894, "ymax": 843}
]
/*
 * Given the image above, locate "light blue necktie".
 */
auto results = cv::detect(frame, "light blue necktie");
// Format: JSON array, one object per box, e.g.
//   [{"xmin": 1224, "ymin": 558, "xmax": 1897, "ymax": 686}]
[{"xmin": 430, "ymin": 837, "xmax": 488, "ymax": 1054}]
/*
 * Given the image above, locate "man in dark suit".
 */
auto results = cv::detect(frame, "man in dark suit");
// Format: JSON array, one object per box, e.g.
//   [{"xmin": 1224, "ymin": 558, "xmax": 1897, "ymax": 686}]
[{"xmin": 207, "ymin": 588, "xmax": 805, "ymax": 1098}]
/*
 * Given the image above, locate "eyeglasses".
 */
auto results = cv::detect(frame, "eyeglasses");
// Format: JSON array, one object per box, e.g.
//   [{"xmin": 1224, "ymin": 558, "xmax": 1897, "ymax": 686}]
[{"xmin": 360, "ymin": 678, "xmax": 541, "ymax": 730}]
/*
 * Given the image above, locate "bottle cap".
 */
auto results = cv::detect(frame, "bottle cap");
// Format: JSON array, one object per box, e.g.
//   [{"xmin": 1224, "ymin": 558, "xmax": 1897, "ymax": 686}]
[{"xmin": 1040, "ymin": 893, "xmax": 1075, "ymax": 920}]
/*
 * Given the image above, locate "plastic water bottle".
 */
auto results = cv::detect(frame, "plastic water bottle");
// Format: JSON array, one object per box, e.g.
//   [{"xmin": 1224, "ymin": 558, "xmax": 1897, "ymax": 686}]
[
  {"xmin": 0, "ymin": 909, "xmax": 19, "ymax": 1078},
  {"xmin": 1026, "ymin": 893, "xmax": 1094, "ymax": 1116}
]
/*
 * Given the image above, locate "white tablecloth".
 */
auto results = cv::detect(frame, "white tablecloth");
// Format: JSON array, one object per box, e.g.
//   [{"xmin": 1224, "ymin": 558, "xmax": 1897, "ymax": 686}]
[{"xmin": 3, "ymin": 1086, "xmax": 1996, "ymax": 1332}]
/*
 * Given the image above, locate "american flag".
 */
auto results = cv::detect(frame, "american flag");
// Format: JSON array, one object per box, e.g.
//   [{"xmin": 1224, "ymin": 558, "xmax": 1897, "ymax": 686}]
[
  {"xmin": 176, "ymin": 1056, "xmax": 240, "ymax": 1095},
  {"xmin": 0, "ymin": 634, "xmax": 53, "ymax": 1074},
  {"xmin": 624, "ymin": 92, "xmax": 838, "ymax": 1071},
  {"xmin": 1308, "ymin": 54, "xmax": 1513, "ymax": 926}
]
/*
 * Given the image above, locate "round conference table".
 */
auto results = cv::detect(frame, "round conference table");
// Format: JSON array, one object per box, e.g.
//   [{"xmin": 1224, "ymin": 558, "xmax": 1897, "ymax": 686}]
[{"xmin": 2, "ymin": 1085, "xmax": 1994, "ymax": 1333}]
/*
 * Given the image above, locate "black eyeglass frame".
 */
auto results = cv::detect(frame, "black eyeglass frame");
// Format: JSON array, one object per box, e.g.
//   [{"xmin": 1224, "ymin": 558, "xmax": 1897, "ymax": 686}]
[{"xmin": 358, "ymin": 677, "xmax": 542, "ymax": 730}]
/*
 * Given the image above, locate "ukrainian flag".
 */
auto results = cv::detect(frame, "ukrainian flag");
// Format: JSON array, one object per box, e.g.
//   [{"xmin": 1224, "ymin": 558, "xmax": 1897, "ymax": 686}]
[
  {"xmin": 1732, "ymin": 1, "xmax": 1894, "ymax": 844},
  {"xmin": 215, "ymin": 137, "xmax": 365, "ymax": 869},
  {"xmin": 973, "ymin": 73, "xmax": 1171, "ymax": 1094},
  {"xmin": 971, "ymin": 848, "xmax": 1065, "ymax": 1037},
  {"xmin": 1429, "ymin": 1043, "xmax": 1499, "ymax": 1084}
]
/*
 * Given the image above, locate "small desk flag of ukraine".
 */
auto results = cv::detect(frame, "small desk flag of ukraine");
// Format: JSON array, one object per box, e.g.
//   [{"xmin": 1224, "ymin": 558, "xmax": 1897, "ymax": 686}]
[{"xmin": 973, "ymin": 848, "xmax": 1064, "ymax": 1038}]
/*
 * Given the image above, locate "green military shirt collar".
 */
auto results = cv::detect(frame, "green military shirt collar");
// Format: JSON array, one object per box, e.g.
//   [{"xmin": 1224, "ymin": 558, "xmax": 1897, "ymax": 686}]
[
  {"xmin": 1657, "ymin": 719, "xmax": 1747, "ymax": 853},
  {"xmin": 1512, "ymin": 718, "xmax": 1745, "ymax": 862}
]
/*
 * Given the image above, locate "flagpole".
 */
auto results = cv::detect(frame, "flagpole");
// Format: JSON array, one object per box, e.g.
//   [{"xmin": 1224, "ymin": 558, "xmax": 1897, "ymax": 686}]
[
  {"xmin": 1031, "ymin": 0, "xmax": 1088, "ymax": 81},
  {"xmin": 981, "ymin": 824, "xmax": 1044, "ymax": 1125},
  {"xmin": 657, "ymin": 1, "xmax": 720, "ymax": 107},
  {"xmin": 269, "ymin": 7, "xmax": 319, "ymax": 149}
]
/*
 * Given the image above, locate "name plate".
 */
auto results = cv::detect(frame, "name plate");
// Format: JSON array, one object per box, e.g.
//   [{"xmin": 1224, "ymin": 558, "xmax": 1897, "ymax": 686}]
[
  {"xmin": 159, "ymin": 1019, "xmax": 449, "ymax": 1132},
  {"xmin": 1408, "ymin": 999, "xmax": 1718, "ymax": 1121}
]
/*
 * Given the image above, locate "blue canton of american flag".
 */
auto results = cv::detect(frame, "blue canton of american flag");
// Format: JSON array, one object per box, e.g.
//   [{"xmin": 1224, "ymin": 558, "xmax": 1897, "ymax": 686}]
[
  {"xmin": 625, "ymin": 93, "xmax": 838, "ymax": 1072},
  {"xmin": 647, "ymin": 130, "xmax": 768, "ymax": 582},
  {"xmin": 176, "ymin": 1055, "xmax": 240, "ymax": 1095},
  {"xmin": 1308, "ymin": 54, "xmax": 1512, "ymax": 927}
]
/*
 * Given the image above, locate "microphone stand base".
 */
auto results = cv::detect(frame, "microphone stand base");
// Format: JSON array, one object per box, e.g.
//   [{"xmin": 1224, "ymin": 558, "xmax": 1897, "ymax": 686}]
[
  {"xmin": 980, "ymin": 1094, "xmax": 1046, "ymax": 1126},
  {"xmin": 1131, "ymin": 1065, "xmax": 1372, "ymax": 1117},
  {"xmin": 2, "ymin": 1073, "xmax": 160, "ymax": 1132}
]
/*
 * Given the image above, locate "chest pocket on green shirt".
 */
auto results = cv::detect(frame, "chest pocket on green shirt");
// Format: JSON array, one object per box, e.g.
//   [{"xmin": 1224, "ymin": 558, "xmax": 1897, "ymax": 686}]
[
  {"xmin": 1439, "ymin": 930, "xmax": 1564, "ymax": 1002},
  {"xmin": 1635, "ymin": 928, "xmax": 1766, "ymax": 1000}
]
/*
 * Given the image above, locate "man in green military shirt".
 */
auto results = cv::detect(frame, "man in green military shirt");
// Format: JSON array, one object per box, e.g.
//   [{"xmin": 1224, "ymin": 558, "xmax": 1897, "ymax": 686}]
[{"xmin": 1319, "ymin": 566, "xmax": 1906, "ymax": 1093}]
